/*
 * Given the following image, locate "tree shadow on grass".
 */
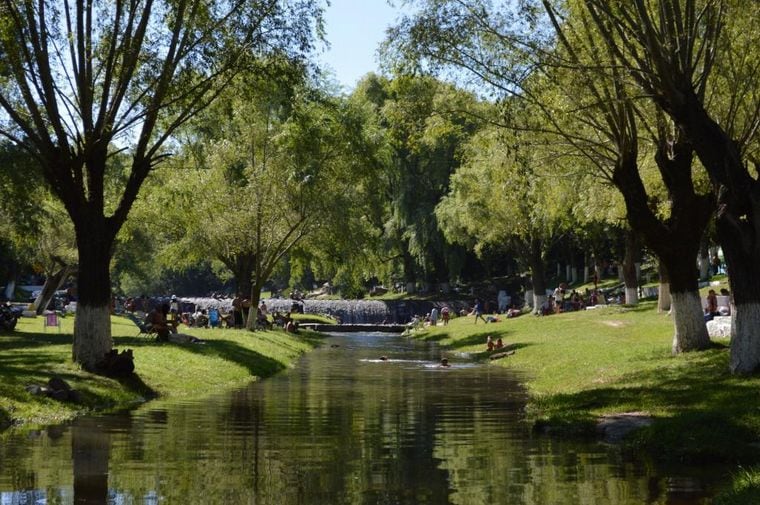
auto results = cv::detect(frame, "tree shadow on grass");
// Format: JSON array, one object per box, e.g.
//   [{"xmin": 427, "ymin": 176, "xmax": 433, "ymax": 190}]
[
  {"xmin": 535, "ymin": 346, "xmax": 760, "ymax": 463},
  {"xmin": 178, "ymin": 338, "xmax": 289, "ymax": 379},
  {"xmin": 115, "ymin": 372, "xmax": 157, "ymax": 400},
  {"xmin": 0, "ymin": 331, "xmax": 72, "ymax": 351}
]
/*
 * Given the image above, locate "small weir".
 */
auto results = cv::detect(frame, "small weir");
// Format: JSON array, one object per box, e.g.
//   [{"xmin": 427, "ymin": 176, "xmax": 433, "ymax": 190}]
[{"xmin": 178, "ymin": 296, "xmax": 471, "ymax": 324}]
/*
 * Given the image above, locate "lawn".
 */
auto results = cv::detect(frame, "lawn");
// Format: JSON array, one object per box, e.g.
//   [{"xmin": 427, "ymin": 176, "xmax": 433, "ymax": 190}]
[
  {"xmin": 417, "ymin": 303, "xmax": 760, "ymax": 503},
  {"xmin": 0, "ymin": 313, "xmax": 322, "ymax": 431},
  {"xmin": 417, "ymin": 304, "xmax": 760, "ymax": 463}
]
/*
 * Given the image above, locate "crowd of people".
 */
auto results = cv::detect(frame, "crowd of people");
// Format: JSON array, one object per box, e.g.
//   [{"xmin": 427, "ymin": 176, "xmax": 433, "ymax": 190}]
[
  {"xmin": 538, "ymin": 286, "xmax": 601, "ymax": 316},
  {"xmin": 123, "ymin": 293, "xmax": 302, "ymax": 341}
]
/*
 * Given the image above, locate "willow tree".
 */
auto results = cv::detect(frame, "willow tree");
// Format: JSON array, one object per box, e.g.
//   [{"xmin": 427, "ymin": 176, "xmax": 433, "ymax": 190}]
[
  {"xmin": 351, "ymin": 74, "xmax": 484, "ymax": 293},
  {"xmin": 579, "ymin": 0, "xmax": 760, "ymax": 371},
  {"xmin": 436, "ymin": 126, "xmax": 574, "ymax": 312},
  {"xmin": 536, "ymin": 2, "xmax": 714, "ymax": 350},
  {"xmin": 157, "ymin": 74, "xmax": 370, "ymax": 328},
  {"xmin": 0, "ymin": 1, "xmax": 323, "ymax": 367}
]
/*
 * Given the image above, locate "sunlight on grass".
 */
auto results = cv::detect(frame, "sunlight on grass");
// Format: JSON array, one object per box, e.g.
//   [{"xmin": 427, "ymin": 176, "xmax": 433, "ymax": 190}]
[
  {"xmin": 416, "ymin": 302, "xmax": 760, "ymax": 463},
  {"xmin": 1, "ymin": 313, "xmax": 323, "ymax": 431}
]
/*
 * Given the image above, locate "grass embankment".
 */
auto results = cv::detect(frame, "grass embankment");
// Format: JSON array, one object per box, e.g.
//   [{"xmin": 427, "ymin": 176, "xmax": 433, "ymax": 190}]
[
  {"xmin": 418, "ymin": 303, "xmax": 760, "ymax": 463},
  {"xmin": 0, "ymin": 314, "xmax": 322, "ymax": 431}
]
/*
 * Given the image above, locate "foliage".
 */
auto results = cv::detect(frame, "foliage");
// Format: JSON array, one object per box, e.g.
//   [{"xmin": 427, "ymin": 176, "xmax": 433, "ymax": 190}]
[{"xmin": 347, "ymin": 73, "xmax": 487, "ymax": 288}]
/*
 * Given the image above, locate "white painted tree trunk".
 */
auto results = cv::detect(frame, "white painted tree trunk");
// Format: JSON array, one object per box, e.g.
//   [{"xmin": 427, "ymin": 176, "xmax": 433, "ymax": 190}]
[
  {"xmin": 524, "ymin": 289, "xmax": 534, "ymax": 309},
  {"xmin": 4, "ymin": 280, "xmax": 15, "ymax": 300},
  {"xmin": 658, "ymin": 282, "xmax": 671, "ymax": 313},
  {"xmin": 565, "ymin": 265, "xmax": 571, "ymax": 282},
  {"xmin": 73, "ymin": 304, "xmax": 113, "ymax": 369},
  {"xmin": 697, "ymin": 252, "xmax": 710, "ymax": 280},
  {"xmin": 533, "ymin": 293, "xmax": 547, "ymax": 314},
  {"xmin": 583, "ymin": 266, "xmax": 590, "ymax": 283},
  {"xmin": 571, "ymin": 267, "xmax": 578, "ymax": 284},
  {"xmin": 625, "ymin": 287, "xmax": 639, "ymax": 305},
  {"xmin": 670, "ymin": 291, "xmax": 710, "ymax": 354},
  {"xmin": 405, "ymin": 282, "xmax": 415, "ymax": 294},
  {"xmin": 730, "ymin": 302, "xmax": 760, "ymax": 374}
]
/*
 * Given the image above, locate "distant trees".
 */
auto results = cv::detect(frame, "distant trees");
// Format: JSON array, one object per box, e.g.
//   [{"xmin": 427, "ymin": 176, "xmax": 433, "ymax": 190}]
[{"xmin": 349, "ymin": 74, "xmax": 485, "ymax": 293}]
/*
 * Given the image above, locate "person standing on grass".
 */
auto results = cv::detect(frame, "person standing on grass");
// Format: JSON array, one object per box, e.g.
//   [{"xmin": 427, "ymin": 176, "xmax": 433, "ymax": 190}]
[
  {"xmin": 441, "ymin": 305, "xmax": 450, "ymax": 325},
  {"xmin": 430, "ymin": 307, "xmax": 439, "ymax": 327},
  {"xmin": 473, "ymin": 299, "xmax": 487, "ymax": 324}
]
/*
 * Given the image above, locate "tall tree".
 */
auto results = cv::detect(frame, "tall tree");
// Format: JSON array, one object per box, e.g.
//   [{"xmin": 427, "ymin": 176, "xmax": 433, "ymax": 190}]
[
  {"xmin": 0, "ymin": 0, "xmax": 324, "ymax": 367},
  {"xmin": 579, "ymin": 0, "xmax": 760, "ymax": 371},
  {"xmin": 436, "ymin": 126, "xmax": 572, "ymax": 312},
  {"xmin": 159, "ymin": 73, "xmax": 372, "ymax": 327},
  {"xmin": 353, "ymin": 74, "xmax": 483, "ymax": 292}
]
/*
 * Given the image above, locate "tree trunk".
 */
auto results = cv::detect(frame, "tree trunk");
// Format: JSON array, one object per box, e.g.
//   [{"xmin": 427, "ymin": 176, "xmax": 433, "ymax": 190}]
[
  {"xmin": 72, "ymin": 225, "xmax": 114, "ymax": 370},
  {"xmin": 3, "ymin": 279, "xmax": 15, "ymax": 300},
  {"xmin": 719, "ymin": 223, "xmax": 760, "ymax": 373},
  {"xmin": 697, "ymin": 236, "xmax": 710, "ymax": 281},
  {"xmin": 665, "ymin": 250, "xmax": 710, "ymax": 351},
  {"xmin": 524, "ymin": 289, "xmax": 534, "ymax": 309},
  {"xmin": 34, "ymin": 264, "xmax": 75, "ymax": 315},
  {"xmin": 622, "ymin": 229, "xmax": 640, "ymax": 305},
  {"xmin": 528, "ymin": 239, "xmax": 547, "ymax": 314},
  {"xmin": 234, "ymin": 255, "xmax": 255, "ymax": 299},
  {"xmin": 670, "ymin": 291, "xmax": 710, "ymax": 354},
  {"xmin": 246, "ymin": 281, "xmax": 264, "ymax": 330},
  {"xmin": 666, "ymin": 94, "xmax": 760, "ymax": 371},
  {"xmin": 657, "ymin": 260, "xmax": 671, "ymax": 313}
]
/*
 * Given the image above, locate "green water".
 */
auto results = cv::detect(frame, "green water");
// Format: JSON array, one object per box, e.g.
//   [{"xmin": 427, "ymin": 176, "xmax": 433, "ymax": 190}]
[{"xmin": 0, "ymin": 332, "xmax": 715, "ymax": 504}]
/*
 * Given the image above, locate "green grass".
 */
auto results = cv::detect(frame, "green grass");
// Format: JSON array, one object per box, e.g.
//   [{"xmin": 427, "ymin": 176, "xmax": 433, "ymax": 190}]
[
  {"xmin": 0, "ymin": 314, "xmax": 323, "ymax": 431},
  {"xmin": 415, "ymin": 302, "xmax": 760, "ymax": 464},
  {"xmin": 714, "ymin": 466, "xmax": 760, "ymax": 505},
  {"xmin": 291, "ymin": 313, "xmax": 337, "ymax": 324}
]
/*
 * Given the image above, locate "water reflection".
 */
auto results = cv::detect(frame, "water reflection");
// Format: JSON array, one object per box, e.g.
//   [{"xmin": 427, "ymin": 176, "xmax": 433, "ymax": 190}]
[{"xmin": 0, "ymin": 332, "xmax": 717, "ymax": 504}]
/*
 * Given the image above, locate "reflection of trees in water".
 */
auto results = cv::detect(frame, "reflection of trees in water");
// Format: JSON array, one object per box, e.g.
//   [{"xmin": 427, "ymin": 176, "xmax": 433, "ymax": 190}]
[
  {"xmin": 1, "ymin": 338, "xmax": 713, "ymax": 504},
  {"xmin": 72, "ymin": 417, "xmax": 110, "ymax": 504}
]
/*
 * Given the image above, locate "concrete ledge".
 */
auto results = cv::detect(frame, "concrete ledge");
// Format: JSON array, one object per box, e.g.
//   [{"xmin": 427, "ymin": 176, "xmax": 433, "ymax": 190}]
[
  {"xmin": 707, "ymin": 316, "xmax": 732, "ymax": 338},
  {"xmin": 299, "ymin": 323, "xmax": 407, "ymax": 333}
]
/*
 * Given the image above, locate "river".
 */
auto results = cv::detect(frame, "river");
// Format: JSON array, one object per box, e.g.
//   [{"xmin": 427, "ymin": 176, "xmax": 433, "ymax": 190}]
[{"xmin": 0, "ymin": 331, "xmax": 717, "ymax": 504}]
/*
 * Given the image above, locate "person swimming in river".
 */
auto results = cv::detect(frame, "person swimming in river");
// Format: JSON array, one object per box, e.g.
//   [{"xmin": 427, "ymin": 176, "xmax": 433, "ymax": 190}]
[{"xmin": 440, "ymin": 357, "xmax": 450, "ymax": 367}]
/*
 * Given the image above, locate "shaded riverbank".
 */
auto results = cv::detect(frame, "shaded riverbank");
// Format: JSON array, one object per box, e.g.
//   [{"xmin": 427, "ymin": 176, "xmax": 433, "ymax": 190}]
[{"xmin": 0, "ymin": 315, "xmax": 322, "ymax": 431}]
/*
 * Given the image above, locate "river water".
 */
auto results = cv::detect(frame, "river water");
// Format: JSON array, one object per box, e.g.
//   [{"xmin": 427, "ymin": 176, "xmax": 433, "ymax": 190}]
[{"xmin": 0, "ymin": 332, "xmax": 716, "ymax": 504}]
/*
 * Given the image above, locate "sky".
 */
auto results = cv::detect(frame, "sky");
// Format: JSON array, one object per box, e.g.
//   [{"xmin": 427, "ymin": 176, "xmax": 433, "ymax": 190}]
[{"xmin": 318, "ymin": 0, "xmax": 410, "ymax": 90}]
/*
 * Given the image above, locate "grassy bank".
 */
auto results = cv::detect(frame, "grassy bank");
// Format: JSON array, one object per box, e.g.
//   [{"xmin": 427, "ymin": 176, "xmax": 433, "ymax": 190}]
[
  {"xmin": 416, "ymin": 302, "xmax": 760, "ymax": 462},
  {"xmin": 0, "ymin": 314, "xmax": 322, "ymax": 431}
]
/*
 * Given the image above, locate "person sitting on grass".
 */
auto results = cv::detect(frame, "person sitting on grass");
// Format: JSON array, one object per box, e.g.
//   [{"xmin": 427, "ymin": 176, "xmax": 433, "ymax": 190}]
[
  {"xmin": 487, "ymin": 335, "xmax": 495, "ymax": 352},
  {"xmin": 705, "ymin": 289, "xmax": 719, "ymax": 321},
  {"xmin": 495, "ymin": 337, "xmax": 504, "ymax": 349},
  {"xmin": 146, "ymin": 303, "xmax": 177, "ymax": 342}
]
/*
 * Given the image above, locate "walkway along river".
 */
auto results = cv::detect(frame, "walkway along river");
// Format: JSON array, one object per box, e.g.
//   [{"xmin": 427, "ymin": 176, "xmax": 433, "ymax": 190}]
[{"xmin": 0, "ymin": 331, "xmax": 719, "ymax": 504}]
